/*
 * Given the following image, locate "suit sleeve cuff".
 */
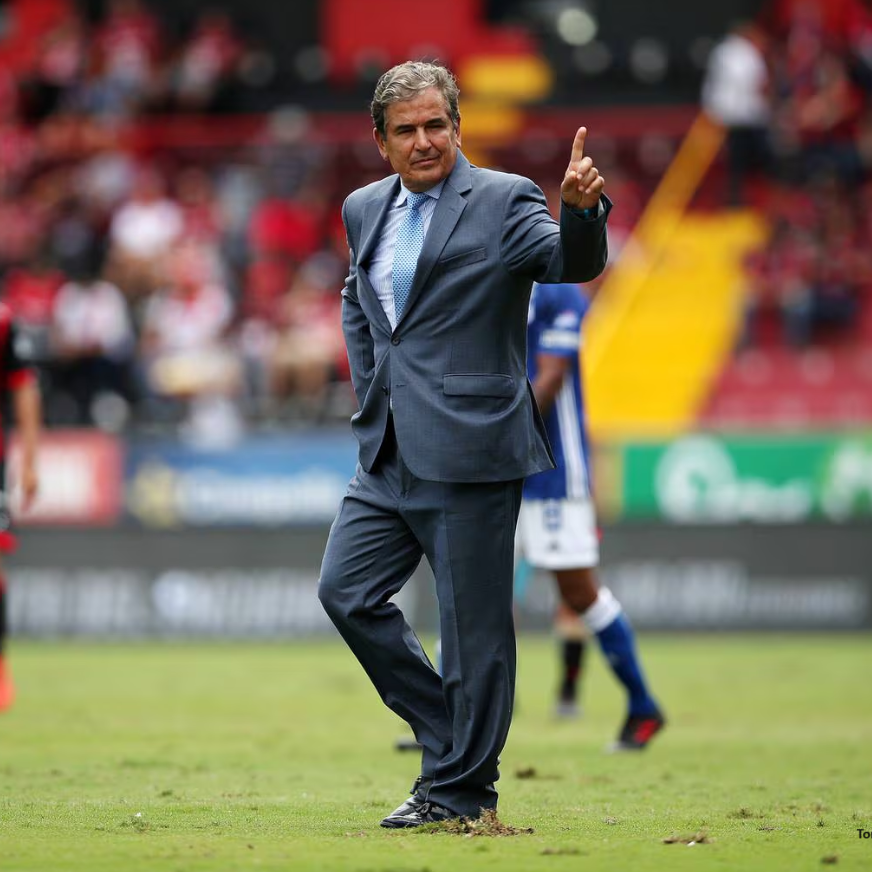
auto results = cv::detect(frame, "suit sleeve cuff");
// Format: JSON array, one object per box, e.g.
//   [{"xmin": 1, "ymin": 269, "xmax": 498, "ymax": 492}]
[{"xmin": 567, "ymin": 200, "xmax": 604, "ymax": 220}]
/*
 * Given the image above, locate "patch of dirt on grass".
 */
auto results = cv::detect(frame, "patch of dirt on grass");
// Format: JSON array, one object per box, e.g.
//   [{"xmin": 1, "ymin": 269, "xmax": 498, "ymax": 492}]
[
  {"xmin": 541, "ymin": 847, "xmax": 581, "ymax": 855},
  {"xmin": 728, "ymin": 807, "xmax": 758, "ymax": 819},
  {"xmin": 662, "ymin": 830, "xmax": 712, "ymax": 845},
  {"xmin": 515, "ymin": 767, "xmax": 561, "ymax": 781},
  {"xmin": 418, "ymin": 810, "xmax": 534, "ymax": 837},
  {"xmin": 821, "ymin": 855, "xmax": 839, "ymax": 865}
]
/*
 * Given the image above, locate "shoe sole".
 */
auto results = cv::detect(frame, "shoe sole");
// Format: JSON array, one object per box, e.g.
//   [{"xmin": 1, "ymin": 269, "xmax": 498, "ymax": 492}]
[{"xmin": 380, "ymin": 816, "xmax": 424, "ymax": 829}]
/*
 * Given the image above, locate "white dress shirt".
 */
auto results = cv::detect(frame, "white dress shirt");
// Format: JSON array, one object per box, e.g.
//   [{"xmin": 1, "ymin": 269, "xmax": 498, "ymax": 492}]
[{"xmin": 368, "ymin": 180, "xmax": 445, "ymax": 329}]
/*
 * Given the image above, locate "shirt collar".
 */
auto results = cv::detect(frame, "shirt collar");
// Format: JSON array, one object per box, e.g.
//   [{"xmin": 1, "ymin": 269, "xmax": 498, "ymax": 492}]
[{"xmin": 395, "ymin": 179, "xmax": 446, "ymax": 207}]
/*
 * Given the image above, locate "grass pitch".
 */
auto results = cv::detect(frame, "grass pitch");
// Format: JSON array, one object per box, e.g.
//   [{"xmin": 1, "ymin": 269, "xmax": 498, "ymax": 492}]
[{"xmin": 1, "ymin": 635, "xmax": 870, "ymax": 871}]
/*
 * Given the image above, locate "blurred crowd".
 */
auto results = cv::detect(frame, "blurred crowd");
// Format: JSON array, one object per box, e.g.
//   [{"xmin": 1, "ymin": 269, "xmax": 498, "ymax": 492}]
[
  {"xmin": 0, "ymin": 0, "xmax": 352, "ymax": 442},
  {"xmin": 17, "ymin": 0, "xmax": 274, "ymax": 122},
  {"xmin": 703, "ymin": 0, "xmax": 872, "ymax": 351},
  {"xmin": 8, "ymin": 0, "xmax": 862, "ymax": 440},
  {"xmin": 1, "ymin": 0, "xmax": 655, "ymax": 442}
]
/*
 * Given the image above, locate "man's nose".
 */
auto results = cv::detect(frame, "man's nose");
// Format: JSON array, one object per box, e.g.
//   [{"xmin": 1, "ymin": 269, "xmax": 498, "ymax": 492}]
[{"xmin": 413, "ymin": 128, "xmax": 431, "ymax": 150}]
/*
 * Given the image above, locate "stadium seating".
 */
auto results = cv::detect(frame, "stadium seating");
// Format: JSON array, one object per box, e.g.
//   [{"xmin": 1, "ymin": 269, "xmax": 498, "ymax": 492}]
[
  {"xmin": 702, "ymin": 343, "xmax": 872, "ymax": 428},
  {"xmin": 322, "ymin": 0, "xmax": 537, "ymax": 86}
]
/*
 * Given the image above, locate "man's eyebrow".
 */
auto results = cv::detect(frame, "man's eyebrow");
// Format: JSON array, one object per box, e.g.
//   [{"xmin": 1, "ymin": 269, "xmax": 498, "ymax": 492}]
[{"xmin": 392, "ymin": 116, "xmax": 448, "ymax": 131}]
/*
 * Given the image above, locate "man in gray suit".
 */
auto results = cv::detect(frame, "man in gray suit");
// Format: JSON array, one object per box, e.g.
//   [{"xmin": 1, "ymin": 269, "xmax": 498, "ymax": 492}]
[{"xmin": 318, "ymin": 60, "xmax": 610, "ymax": 827}]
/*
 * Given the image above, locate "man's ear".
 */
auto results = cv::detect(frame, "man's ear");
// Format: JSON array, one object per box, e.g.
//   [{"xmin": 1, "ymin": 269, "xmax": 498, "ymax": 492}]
[
  {"xmin": 373, "ymin": 127, "xmax": 388, "ymax": 160},
  {"xmin": 455, "ymin": 118, "xmax": 461, "ymax": 149}
]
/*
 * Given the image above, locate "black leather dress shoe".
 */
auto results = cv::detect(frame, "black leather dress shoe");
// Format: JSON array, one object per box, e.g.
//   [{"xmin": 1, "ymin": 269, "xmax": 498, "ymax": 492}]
[
  {"xmin": 380, "ymin": 800, "xmax": 459, "ymax": 828},
  {"xmin": 380, "ymin": 775, "xmax": 428, "ymax": 825},
  {"xmin": 385, "ymin": 792, "xmax": 425, "ymax": 819}
]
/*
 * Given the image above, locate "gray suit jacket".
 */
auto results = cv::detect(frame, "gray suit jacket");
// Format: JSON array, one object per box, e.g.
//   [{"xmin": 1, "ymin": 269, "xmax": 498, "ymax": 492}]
[{"xmin": 341, "ymin": 151, "xmax": 611, "ymax": 483}]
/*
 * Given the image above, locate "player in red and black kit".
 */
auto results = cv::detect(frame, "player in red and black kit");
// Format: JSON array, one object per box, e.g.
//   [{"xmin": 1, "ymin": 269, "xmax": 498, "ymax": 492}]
[{"xmin": 0, "ymin": 302, "xmax": 41, "ymax": 710}]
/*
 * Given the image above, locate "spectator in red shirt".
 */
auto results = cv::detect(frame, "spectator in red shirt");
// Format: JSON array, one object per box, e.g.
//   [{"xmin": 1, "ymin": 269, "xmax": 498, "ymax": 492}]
[{"xmin": 0, "ymin": 253, "xmax": 64, "ymax": 363}]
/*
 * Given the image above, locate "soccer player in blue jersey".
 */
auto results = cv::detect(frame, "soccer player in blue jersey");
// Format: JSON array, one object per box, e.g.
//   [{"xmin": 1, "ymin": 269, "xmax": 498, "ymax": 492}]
[{"xmin": 517, "ymin": 281, "xmax": 665, "ymax": 750}]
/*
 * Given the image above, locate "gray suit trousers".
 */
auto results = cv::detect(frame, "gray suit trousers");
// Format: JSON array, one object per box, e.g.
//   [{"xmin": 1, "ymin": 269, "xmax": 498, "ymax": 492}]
[{"xmin": 318, "ymin": 421, "xmax": 523, "ymax": 817}]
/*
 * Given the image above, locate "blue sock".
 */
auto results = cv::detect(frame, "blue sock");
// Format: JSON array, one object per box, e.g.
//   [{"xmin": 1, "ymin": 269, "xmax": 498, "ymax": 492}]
[{"xmin": 596, "ymin": 614, "xmax": 658, "ymax": 717}]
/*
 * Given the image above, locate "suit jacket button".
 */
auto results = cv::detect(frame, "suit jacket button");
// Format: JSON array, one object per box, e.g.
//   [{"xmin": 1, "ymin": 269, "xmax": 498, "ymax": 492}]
[
  {"xmin": 391, "ymin": 337, "xmax": 401, "ymax": 345},
  {"xmin": 381, "ymin": 386, "xmax": 389, "ymax": 395}
]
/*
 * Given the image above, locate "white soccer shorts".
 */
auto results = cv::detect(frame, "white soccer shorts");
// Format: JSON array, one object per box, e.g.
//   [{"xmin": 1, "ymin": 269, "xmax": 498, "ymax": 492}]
[{"xmin": 516, "ymin": 497, "xmax": 600, "ymax": 570}]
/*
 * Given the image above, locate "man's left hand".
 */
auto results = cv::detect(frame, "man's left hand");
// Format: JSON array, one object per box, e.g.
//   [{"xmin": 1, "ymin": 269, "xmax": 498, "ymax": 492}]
[{"xmin": 561, "ymin": 127, "xmax": 605, "ymax": 211}]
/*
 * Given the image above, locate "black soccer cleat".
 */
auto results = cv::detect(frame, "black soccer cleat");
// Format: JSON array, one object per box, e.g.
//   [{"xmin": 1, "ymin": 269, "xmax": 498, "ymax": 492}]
[{"xmin": 609, "ymin": 710, "xmax": 666, "ymax": 752}]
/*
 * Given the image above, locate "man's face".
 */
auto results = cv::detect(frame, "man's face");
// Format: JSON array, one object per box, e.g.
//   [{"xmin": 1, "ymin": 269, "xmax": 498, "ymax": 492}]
[{"xmin": 374, "ymin": 87, "xmax": 460, "ymax": 192}]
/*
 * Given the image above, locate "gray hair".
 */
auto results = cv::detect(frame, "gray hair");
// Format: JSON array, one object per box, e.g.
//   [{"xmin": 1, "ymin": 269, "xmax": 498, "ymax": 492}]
[{"xmin": 371, "ymin": 61, "xmax": 460, "ymax": 137}]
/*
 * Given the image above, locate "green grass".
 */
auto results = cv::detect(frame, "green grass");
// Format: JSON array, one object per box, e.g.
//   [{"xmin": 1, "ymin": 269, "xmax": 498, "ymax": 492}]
[{"xmin": 0, "ymin": 635, "xmax": 870, "ymax": 871}]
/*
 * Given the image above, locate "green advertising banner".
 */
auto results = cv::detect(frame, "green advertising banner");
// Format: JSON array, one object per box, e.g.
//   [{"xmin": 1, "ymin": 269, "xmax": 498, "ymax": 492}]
[{"xmin": 606, "ymin": 432, "xmax": 872, "ymax": 523}]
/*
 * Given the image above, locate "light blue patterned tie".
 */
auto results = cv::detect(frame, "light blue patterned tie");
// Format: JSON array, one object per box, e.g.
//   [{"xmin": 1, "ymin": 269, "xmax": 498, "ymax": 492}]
[{"xmin": 392, "ymin": 191, "xmax": 428, "ymax": 321}]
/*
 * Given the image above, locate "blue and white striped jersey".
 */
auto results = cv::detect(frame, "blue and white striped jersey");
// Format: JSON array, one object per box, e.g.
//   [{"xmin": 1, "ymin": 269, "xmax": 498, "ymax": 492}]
[{"xmin": 523, "ymin": 282, "xmax": 592, "ymax": 501}]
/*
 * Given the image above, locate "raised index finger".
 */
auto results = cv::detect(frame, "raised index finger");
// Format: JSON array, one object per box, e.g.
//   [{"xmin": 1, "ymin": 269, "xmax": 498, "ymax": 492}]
[{"xmin": 568, "ymin": 127, "xmax": 587, "ymax": 167}]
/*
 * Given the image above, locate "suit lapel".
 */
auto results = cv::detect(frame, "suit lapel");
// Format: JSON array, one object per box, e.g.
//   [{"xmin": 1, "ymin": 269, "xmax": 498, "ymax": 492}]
[
  {"xmin": 395, "ymin": 153, "xmax": 472, "ymax": 329},
  {"xmin": 355, "ymin": 178, "xmax": 398, "ymax": 334},
  {"xmin": 357, "ymin": 178, "xmax": 398, "ymax": 266},
  {"xmin": 356, "ymin": 267, "xmax": 391, "ymax": 333}
]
